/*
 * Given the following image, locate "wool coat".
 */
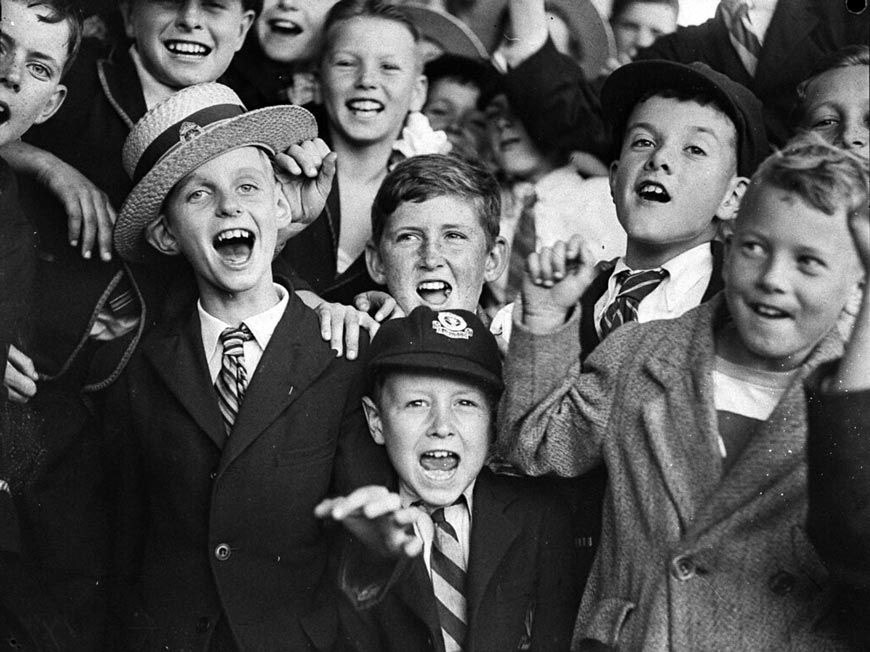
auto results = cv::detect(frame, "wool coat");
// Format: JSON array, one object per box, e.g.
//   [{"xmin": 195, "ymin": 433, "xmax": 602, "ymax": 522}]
[
  {"xmin": 337, "ymin": 468, "xmax": 580, "ymax": 652},
  {"xmin": 499, "ymin": 294, "xmax": 850, "ymax": 651},
  {"xmin": 806, "ymin": 364, "xmax": 870, "ymax": 649},
  {"xmin": 106, "ymin": 291, "xmax": 391, "ymax": 652}
]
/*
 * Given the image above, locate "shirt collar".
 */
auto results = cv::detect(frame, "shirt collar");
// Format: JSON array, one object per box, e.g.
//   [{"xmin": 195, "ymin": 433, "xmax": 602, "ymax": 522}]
[
  {"xmin": 611, "ymin": 242, "xmax": 714, "ymax": 312},
  {"xmin": 399, "ymin": 479, "xmax": 476, "ymax": 519},
  {"xmin": 197, "ymin": 283, "xmax": 288, "ymax": 359}
]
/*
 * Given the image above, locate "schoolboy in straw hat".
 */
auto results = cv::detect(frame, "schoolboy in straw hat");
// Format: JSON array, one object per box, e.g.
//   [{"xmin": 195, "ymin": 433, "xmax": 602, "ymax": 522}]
[
  {"xmin": 106, "ymin": 82, "xmax": 390, "ymax": 652},
  {"xmin": 316, "ymin": 306, "xmax": 579, "ymax": 652}
]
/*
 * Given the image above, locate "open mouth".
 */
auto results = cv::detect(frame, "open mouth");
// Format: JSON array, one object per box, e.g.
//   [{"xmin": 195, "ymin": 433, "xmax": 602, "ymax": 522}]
[
  {"xmin": 346, "ymin": 99, "xmax": 384, "ymax": 116},
  {"xmin": 213, "ymin": 228, "xmax": 255, "ymax": 265},
  {"xmin": 420, "ymin": 450, "xmax": 460, "ymax": 480},
  {"xmin": 750, "ymin": 302, "xmax": 791, "ymax": 319},
  {"xmin": 636, "ymin": 181, "xmax": 671, "ymax": 203},
  {"xmin": 499, "ymin": 136, "xmax": 521, "ymax": 151},
  {"xmin": 268, "ymin": 19, "xmax": 303, "ymax": 35},
  {"xmin": 164, "ymin": 40, "xmax": 212, "ymax": 57},
  {"xmin": 0, "ymin": 102, "xmax": 9, "ymax": 126},
  {"xmin": 417, "ymin": 280, "xmax": 452, "ymax": 305}
]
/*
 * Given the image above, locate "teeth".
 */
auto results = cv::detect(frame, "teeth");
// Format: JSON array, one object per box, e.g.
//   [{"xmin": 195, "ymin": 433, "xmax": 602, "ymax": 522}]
[
  {"xmin": 754, "ymin": 304, "xmax": 787, "ymax": 317},
  {"xmin": 216, "ymin": 229, "xmax": 252, "ymax": 243},
  {"xmin": 424, "ymin": 451, "xmax": 454, "ymax": 458},
  {"xmin": 640, "ymin": 183, "xmax": 666, "ymax": 195},
  {"xmin": 270, "ymin": 19, "xmax": 302, "ymax": 33},
  {"xmin": 418, "ymin": 281, "xmax": 449, "ymax": 291},
  {"xmin": 347, "ymin": 100, "xmax": 382, "ymax": 112},
  {"xmin": 166, "ymin": 41, "xmax": 209, "ymax": 55}
]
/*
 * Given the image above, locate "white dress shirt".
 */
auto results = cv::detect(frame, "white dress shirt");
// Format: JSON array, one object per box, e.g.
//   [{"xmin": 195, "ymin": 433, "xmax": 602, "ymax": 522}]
[
  {"xmin": 401, "ymin": 482, "xmax": 475, "ymax": 574},
  {"xmin": 593, "ymin": 242, "xmax": 715, "ymax": 337},
  {"xmin": 198, "ymin": 284, "xmax": 289, "ymax": 384}
]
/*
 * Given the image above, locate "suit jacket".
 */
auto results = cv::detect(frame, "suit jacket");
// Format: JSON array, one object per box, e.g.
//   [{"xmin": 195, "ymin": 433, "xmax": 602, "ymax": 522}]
[
  {"xmin": 638, "ymin": 0, "xmax": 869, "ymax": 147},
  {"xmin": 337, "ymin": 468, "xmax": 579, "ymax": 652},
  {"xmin": 500, "ymin": 295, "xmax": 850, "ymax": 651},
  {"xmin": 806, "ymin": 362, "xmax": 870, "ymax": 649},
  {"xmin": 107, "ymin": 290, "xmax": 391, "ymax": 652}
]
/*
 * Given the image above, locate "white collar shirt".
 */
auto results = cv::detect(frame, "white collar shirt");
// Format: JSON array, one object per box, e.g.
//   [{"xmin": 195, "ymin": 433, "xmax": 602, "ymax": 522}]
[{"xmin": 400, "ymin": 482, "xmax": 475, "ymax": 574}]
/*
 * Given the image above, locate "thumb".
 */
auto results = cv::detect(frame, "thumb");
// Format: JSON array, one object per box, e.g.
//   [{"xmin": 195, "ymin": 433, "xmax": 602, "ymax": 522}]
[{"xmin": 316, "ymin": 152, "xmax": 338, "ymax": 198}]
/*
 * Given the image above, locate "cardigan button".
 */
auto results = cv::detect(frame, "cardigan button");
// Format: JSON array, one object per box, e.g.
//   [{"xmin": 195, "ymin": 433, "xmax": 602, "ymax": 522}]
[
  {"xmin": 670, "ymin": 554, "xmax": 696, "ymax": 581},
  {"xmin": 214, "ymin": 543, "xmax": 231, "ymax": 561},
  {"xmin": 768, "ymin": 570, "xmax": 796, "ymax": 596}
]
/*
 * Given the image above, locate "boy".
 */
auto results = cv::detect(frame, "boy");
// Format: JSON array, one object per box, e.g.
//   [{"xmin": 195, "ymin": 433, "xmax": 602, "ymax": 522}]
[
  {"xmin": 608, "ymin": 0, "xmax": 678, "ymax": 64},
  {"xmin": 107, "ymin": 82, "xmax": 390, "ymax": 652},
  {"xmin": 317, "ymin": 306, "xmax": 579, "ymax": 652},
  {"xmin": 364, "ymin": 153, "xmax": 508, "ymax": 315},
  {"xmin": 499, "ymin": 134, "xmax": 867, "ymax": 650}
]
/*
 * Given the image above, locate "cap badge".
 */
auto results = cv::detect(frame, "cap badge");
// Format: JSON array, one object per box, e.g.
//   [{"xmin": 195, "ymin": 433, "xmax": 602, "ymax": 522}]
[
  {"xmin": 179, "ymin": 121, "xmax": 204, "ymax": 143},
  {"xmin": 432, "ymin": 312, "xmax": 473, "ymax": 340}
]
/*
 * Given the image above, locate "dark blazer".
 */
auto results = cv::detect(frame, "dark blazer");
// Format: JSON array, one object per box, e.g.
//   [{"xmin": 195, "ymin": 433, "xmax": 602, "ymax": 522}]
[
  {"xmin": 637, "ymin": 0, "xmax": 869, "ymax": 147},
  {"xmin": 337, "ymin": 468, "xmax": 579, "ymax": 652},
  {"xmin": 107, "ymin": 290, "xmax": 391, "ymax": 652},
  {"xmin": 806, "ymin": 362, "xmax": 870, "ymax": 649}
]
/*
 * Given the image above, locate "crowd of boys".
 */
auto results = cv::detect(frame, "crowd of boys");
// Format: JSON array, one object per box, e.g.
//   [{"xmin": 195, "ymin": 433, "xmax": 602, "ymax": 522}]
[{"xmin": 0, "ymin": 0, "xmax": 867, "ymax": 651}]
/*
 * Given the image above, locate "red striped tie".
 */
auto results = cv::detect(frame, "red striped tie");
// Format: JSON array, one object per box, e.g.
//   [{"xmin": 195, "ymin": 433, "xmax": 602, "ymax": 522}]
[
  {"xmin": 430, "ymin": 504, "xmax": 467, "ymax": 652},
  {"xmin": 599, "ymin": 268, "xmax": 668, "ymax": 339}
]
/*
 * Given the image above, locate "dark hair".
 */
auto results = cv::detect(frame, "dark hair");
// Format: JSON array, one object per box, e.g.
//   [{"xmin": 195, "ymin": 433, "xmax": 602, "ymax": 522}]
[
  {"xmin": 17, "ymin": 0, "xmax": 84, "ymax": 78},
  {"xmin": 792, "ymin": 45, "xmax": 870, "ymax": 128},
  {"xmin": 424, "ymin": 54, "xmax": 494, "ymax": 93},
  {"xmin": 371, "ymin": 153, "xmax": 501, "ymax": 250},
  {"xmin": 745, "ymin": 132, "xmax": 869, "ymax": 222},
  {"xmin": 610, "ymin": 0, "xmax": 679, "ymax": 22},
  {"xmin": 320, "ymin": 0, "xmax": 419, "ymax": 62}
]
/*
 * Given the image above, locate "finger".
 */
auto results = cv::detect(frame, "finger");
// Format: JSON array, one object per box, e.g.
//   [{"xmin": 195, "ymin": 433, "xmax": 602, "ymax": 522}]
[
  {"xmin": 331, "ymin": 486, "xmax": 392, "ymax": 519},
  {"xmin": 550, "ymin": 240, "xmax": 568, "ymax": 280},
  {"xmin": 286, "ymin": 143, "xmax": 319, "ymax": 177},
  {"xmin": 5, "ymin": 365, "xmax": 37, "ymax": 400},
  {"xmin": 6, "ymin": 386, "xmax": 32, "ymax": 404},
  {"xmin": 312, "ymin": 137, "xmax": 331, "ymax": 159},
  {"xmin": 67, "ymin": 201, "xmax": 82, "ymax": 248},
  {"xmin": 78, "ymin": 199, "xmax": 95, "ymax": 260},
  {"xmin": 353, "ymin": 292, "xmax": 371, "ymax": 313},
  {"xmin": 537, "ymin": 246, "xmax": 555, "ymax": 286},
  {"xmin": 373, "ymin": 296, "xmax": 397, "ymax": 322},
  {"xmin": 96, "ymin": 200, "xmax": 115, "ymax": 262},
  {"xmin": 314, "ymin": 498, "xmax": 340, "ymax": 518},
  {"xmin": 360, "ymin": 494, "xmax": 403, "ymax": 520},
  {"xmin": 526, "ymin": 251, "xmax": 543, "ymax": 286},
  {"xmin": 8, "ymin": 346, "xmax": 37, "ymax": 380},
  {"xmin": 402, "ymin": 536, "xmax": 424, "ymax": 557},
  {"xmin": 318, "ymin": 305, "xmax": 333, "ymax": 342},
  {"xmin": 316, "ymin": 152, "xmax": 338, "ymax": 198},
  {"xmin": 274, "ymin": 151, "xmax": 303, "ymax": 177}
]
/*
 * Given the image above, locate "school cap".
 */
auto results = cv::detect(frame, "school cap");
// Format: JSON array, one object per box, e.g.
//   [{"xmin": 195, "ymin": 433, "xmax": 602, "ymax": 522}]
[
  {"xmin": 114, "ymin": 83, "xmax": 317, "ymax": 264},
  {"xmin": 601, "ymin": 60, "xmax": 769, "ymax": 177},
  {"xmin": 368, "ymin": 307, "xmax": 503, "ymax": 393}
]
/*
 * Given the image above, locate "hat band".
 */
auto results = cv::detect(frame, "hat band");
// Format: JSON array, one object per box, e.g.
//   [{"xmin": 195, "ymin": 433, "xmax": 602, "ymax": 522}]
[{"xmin": 132, "ymin": 103, "xmax": 245, "ymax": 184}]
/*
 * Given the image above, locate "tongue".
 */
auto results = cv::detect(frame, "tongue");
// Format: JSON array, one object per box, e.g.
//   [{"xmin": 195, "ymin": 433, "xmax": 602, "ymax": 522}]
[
  {"xmin": 217, "ymin": 242, "xmax": 252, "ymax": 263},
  {"xmin": 418, "ymin": 288, "xmax": 450, "ymax": 306},
  {"xmin": 420, "ymin": 455, "xmax": 458, "ymax": 472}
]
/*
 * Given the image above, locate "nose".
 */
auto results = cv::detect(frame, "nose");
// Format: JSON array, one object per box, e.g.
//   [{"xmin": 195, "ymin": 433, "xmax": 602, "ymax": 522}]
[
  {"xmin": 756, "ymin": 255, "xmax": 788, "ymax": 294},
  {"xmin": 217, "ymin": 193, "xmax": 243, "ymax": 217},
  {"xmin": 636, "ymin": 27, "xmax": 656, "ymax": 50},
  {"xmin": 355, "ymin": 61, "xmax": 377, "ymax": 89},
  {"xmin": 644, "ymin": 144, "xmax": 672, "ymax": 173},
  {"xmin": 0, "ymin": 48, "xmax": 22, "ymax": 92},
  {"xmin": 176, "ymin": 0, "xmax": 204, "ymax": 30},
  {"xmin": 428, "ymin": 402, "xmax": 454, "ymax": 439},
  {"xmin": 837, "ymin": 120, "xmax": 869, "ymax": 154},
  {"xmin": 418, "ymin": 238, "xmax": 444, "ymax": 269}
]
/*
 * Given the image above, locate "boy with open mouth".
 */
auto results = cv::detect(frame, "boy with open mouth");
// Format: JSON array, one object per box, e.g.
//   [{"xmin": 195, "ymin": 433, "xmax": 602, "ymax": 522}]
[
  {"xmin": 107, "ymin": 82, "xmax": 391, "ymax": 652},
  {"xmin": 316, "ymin": 306, "xmax": 579, "ymax": 652}
]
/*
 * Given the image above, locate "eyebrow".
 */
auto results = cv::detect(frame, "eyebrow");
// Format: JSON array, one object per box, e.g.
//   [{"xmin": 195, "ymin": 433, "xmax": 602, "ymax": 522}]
[{"xmin": 626, "ymin": 122, "xmax": 723, "ymax": 142}]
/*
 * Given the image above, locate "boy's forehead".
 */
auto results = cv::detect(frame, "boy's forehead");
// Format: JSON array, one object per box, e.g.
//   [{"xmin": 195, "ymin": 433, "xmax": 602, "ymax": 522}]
[
  {"xmin": 327, "ymin": 16, "xmax": 418, "ymax": 56},
  {"xmin": 624, "ymin": 94, "xmax": 738, "ymax": 151},
  {"xmin": 171, "ymin": 146, "xmax": 272, "ymax": 189},
  {"xmin": 386, "ymin": 195, "xmax": 484, "ymax": 231},
  {"xmin": 2, "ymin": 0, "xmax": 72, "ymax": 54}
]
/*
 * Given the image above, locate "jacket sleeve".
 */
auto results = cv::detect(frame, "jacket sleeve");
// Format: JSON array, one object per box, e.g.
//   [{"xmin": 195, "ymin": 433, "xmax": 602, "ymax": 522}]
[{"xmin": 806, "ymin": 360, "xmax": 870, "ymax": 648}]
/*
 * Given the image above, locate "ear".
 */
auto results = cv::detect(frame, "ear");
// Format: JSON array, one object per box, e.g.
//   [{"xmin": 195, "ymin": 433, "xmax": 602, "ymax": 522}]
[
  {"xmin": 608, "ymin": 160, "xmax": 619, "ymax": 200},
  {"xmin": 361, "ymin": 396, "xmax": 386, "ymax": 446},
  {"xmin": 365, "ymin": 240, "xmax": 388, "ymax": 285},
  {"xmin": 32, "ymin": 84, "xmax": 67, "ymax": 126},
  {"xmin": 715, "ymin": 175, "xmax": 749, "ymax": 222},
  {"xmin": 409, "ymin": 74, "xmax": 428, "ymax": 113},
  {"xmin": 273, "ymin": 182, "xmax": 292, "ymax": 233},
  {"xmin": 235, "ymin": 10, "xmax": 256, "ymax": 50},
  {"xmin": 144, "ymin": 214, "xmax": 182, "ymax": 256},
  {"xmin": 483, "ymin": 235, "xmax": 509, "ymax": 283}
]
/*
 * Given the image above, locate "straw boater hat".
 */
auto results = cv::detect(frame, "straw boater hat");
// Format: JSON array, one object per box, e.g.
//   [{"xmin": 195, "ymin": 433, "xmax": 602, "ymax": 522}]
[
  {"xmin": 398, "ymin": 3, "xmax": 490, "ymax": 62},
  {"xmin": 115, "ymin": 83, "xmax": 318, "ymax": 264}
]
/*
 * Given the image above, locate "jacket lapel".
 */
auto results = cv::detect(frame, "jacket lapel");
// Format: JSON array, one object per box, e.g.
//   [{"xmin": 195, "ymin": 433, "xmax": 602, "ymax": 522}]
[
  {"xmin": 143, "ymin": 310, "xmax": 225, "ymax": 449},
  {"xmin": 97, "ymin": 47, "xmax": 148, "ymax": 129},
  {"xmin": 641, "ymin": 301, "xmax": 723, "ymax": 531},
  {"xmin": 219, "ymin": 293, "xmax": 336, "ymax": 470},
  {"xmin": 465, "ymin": 470, "xmax": 519, "ymax": 629},
  {"xmin": 393, "ymin": 559, "xmax": 445, "ymax": 652},
  {"xmin": 754, "ymin": 0, "xmax": 818, "ymax": 87}
]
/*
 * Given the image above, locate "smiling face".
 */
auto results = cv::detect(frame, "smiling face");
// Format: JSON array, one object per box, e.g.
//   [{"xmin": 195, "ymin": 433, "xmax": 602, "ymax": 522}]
[
  {"xmin": 485, "ymin": 94, "xmax": 554, "ymax": 182},
  {"xmin": 154, "ymin": 146, "xmax": 290, "ymax": 311},
  {"xmin": 320, "ymin": 16, "xmax": 426, "ymax": 148},
  {"xmin": 423, "ymin": 77, "xmax": 486, "ymax": 154},
  {"xmin": 366, "ymin": 195, "xmax": 507, "ymax": 312},
  {"xmin": 0, "ymin": 0, "xmax": 70, "ymax": 145},
  {"xmin": 611, "ymin": 2, "xmax": 677, "ymax": 59},
  {"xmin": 610, "ymin": 95, "xmax": 746, "ymax": 268},
  {"xmin": 363, "ymin": 371, "xmax": 491, "ymax": 509},
  {"xmin": 800, "ymin": 64, "xmax": 869, "ymax": 161},
  {"xmin": 722, "ymin": 185, "xmax": 862, "ymax": 371},
  {"xmin": 255, "ymin": 0, "xmax": 337, "ymax": 64},
  {"xmin": 121, "ymin": 0, "xmax": 254, "ymax": 89}
]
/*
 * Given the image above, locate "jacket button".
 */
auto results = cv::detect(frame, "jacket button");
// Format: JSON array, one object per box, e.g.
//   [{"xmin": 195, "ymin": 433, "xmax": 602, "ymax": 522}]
[
  {"xmin": 214, "ymin": 543, "xmax": 231, "ymax": 561},
  {"xmin": 670, "ymin": 554, "xmax": 696, "ymax": 581},
  {"xmin": 768, "ymin": 570, "xmax": 796, "ymax": 595},
  {"xmin": 209, "ymin": 471, "xmax": 218, "ymax": 480},
  {"xmin": 196, "ymin": 617, "xmax": 210, "ymax": 633}
]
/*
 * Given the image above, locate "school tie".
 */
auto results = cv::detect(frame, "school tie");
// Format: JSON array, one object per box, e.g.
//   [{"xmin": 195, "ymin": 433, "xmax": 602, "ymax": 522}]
[
  {"xmin": 599, "ymin": 268, "xmax": 669, "ymax": 339},
  {"xmin": 215, "ymin": 324, "xmax": 253, "ymax": 435},
  {"xmin": 506, "ymin": 185, "xmax": 538, "ymax": 302},
  {"xmin": 430, "ymin": 503, "xmax": 468, "ymax": 652},
  {"xmin": 717, "ymin": 0, "xmax": 762, "ymax": 77}
]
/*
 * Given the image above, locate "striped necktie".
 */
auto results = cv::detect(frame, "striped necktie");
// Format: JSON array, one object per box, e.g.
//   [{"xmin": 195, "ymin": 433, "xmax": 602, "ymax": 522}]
[
  {"xmin": 717, "ymin": 0, "xmax": 762, "ymax": 77},
  {"xmin": 506, "ymin": 185, "xmax": 538, "ymax": 302},
  {"xmin": 215, "ymin": 324, "xmax": 253, "ymax": 435},
  {"xmin": 599, "ymin": 268, "xmax": 668, "ymax": 339},
  {"xmin": 430, "ymin": 503, "xmax": 468, "ymax": 652}
]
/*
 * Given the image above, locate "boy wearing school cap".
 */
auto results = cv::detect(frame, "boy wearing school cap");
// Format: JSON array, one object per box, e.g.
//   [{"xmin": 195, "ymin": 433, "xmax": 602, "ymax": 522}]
[
  {"xmin": 105, "ymin": 83, "xmax": 390, "ymax": 652},
  {"xmin": 316, "ymin": 306, "xmax": 579, "ymax": 652}
]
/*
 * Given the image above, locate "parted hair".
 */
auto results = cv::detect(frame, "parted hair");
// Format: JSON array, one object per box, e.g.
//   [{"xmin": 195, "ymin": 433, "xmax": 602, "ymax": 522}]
[
  {"xmin": 15, "ymin": 0, "xmax": 84, "ymax": 77},
  {"xmin": 320, "ymin": 0, "xmax": 420, "ymax": 61},
  {"xmin": 744, "ymin": 132, "xmax": 869, "ymax": 221},
  {"xmin": 371, "ymin": 153, "xmax": 501, "ymax": 249}
]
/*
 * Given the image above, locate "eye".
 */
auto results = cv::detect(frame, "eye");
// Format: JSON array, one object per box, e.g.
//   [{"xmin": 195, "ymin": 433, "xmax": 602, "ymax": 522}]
[
  {"xmin": 405, "ymin": 399, "xmax": 427, "ymax": 408},
  {"xmin": 238, "ymin": 183, "xmax": 259, "ymax": 194},
  {"xmin": 381, "ymin": 61, "xmax": 401, "ymax": 72},
  {"xmin": 456, "ymin": 398, "xmax": 480, "ymax": 408},
  {"xmin": 811, "ymin": 117, "xmax": 839, "ymax": 130},
  {"xmin": 186, "ymin": 188, "xmax": 209, "ymax": 203},
  {"xmin": 445, "ymin": 231, "xmax": 467, "ymax": 241},
  {"xmin": 28, "ymin": 62, "xmax": 53, "ymax": 81},
  {"xmin": 332, "ymin": 57, "xmax": 355, "ymax": 69},
  {"xmin": 685, "ymin": 145, "xmax": 706, "ymax": 156},
  {"xmin": 204, "ymin": 1, "xmax": 228, "ymax": 10},
  {"xmin": 797, "ymin": 255, "xmax": 826, "ymax": 275},
  {"xmin": 630, "ymin": 136, "xmax": 654, "ymax": 149},
  {"xmin": 738, "ymin": 239, "xmax": 765, "ymax": 257}
]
